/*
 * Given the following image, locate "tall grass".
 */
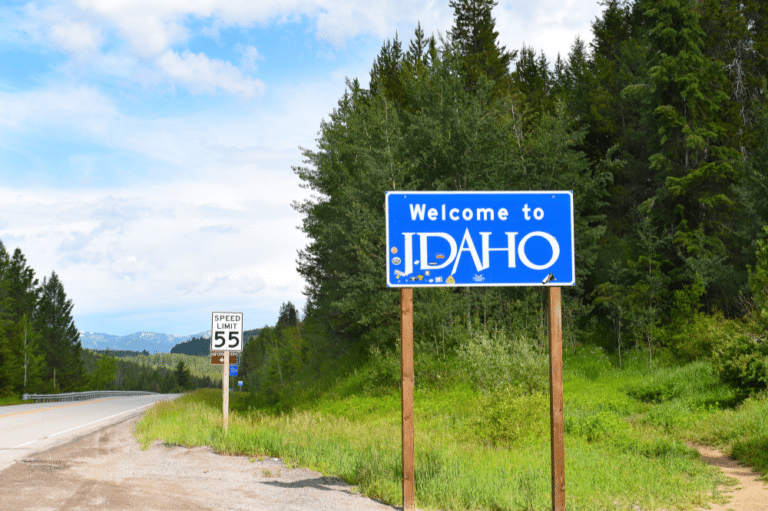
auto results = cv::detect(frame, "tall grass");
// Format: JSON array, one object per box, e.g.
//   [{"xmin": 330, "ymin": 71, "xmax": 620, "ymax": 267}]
[
  {"xmin": 135, "ymin": 364, "xmax": 735, "ymax": 511},
  {"xmin": 0, "ymin": 395, "xmax": 32, "ymax": 406}
]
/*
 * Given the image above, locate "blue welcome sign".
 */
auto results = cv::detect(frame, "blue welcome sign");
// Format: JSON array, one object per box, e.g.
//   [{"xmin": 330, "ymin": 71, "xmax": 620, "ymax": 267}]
[{"xmin": 385, "ymin": 191, "xmax": 575, "ymax": 287}]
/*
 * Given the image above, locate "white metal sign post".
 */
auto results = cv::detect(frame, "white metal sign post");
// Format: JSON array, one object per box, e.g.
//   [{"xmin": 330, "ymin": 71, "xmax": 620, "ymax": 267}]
[{"xmin": 211, "ymin": 312, "xmax": 243, "ymax": 433}]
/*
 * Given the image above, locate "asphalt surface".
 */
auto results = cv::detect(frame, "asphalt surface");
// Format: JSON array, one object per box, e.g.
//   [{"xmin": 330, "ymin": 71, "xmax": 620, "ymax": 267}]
[{"xmin": 0, "ymin": 394, "xmax": 180, "ymax": 472}]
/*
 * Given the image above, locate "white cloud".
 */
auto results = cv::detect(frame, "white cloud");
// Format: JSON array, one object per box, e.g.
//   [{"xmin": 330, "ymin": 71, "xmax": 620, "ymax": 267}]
[
  {"xmin": 235, "ymin": 44, "xmax": 264, "ymax": 73},
  {"xmin": 495, "ymin": 0, "xmax": 605, "ymax": 64},
  {"xmin": 48, "ymin": 19, "xmax": 103, "ymax": 54},
  {"xmin": 68, "ymin": 0, "xmax": 453, "ymax": 54},
  {"xmin": 73, "ymin": 0, "xmax": 192, "ymax": 56},
  {"xmin": 0, "ymin": 178, "xmax": 308, "ymax": 322},
  {"xmin": 156, "ymin": 50, "xmax": 266, "ymax": 97},
  {"xmin": 0, "ymin": 85, "xmax": 117, "ymax": 134}
]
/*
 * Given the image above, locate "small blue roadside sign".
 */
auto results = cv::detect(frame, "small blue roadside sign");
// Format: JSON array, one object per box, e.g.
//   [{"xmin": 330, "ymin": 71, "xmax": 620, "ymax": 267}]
[
  {"xmin": 229, "ymin": 365, "xmax": 238, "ymax": 377},
  {"xmin": 385, "ymin": 191, "xmax": 575, "ymax": 287}
]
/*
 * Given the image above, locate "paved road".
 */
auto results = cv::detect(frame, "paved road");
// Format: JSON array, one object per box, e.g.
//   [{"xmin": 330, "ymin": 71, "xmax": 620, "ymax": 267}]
[{"xmin": 0, "ymin": 394, "xmax": 179, "ymax": 472}]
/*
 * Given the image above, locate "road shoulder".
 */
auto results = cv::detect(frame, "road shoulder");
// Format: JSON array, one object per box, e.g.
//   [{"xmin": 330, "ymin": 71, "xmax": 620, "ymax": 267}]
[{"xmin": 0, "ymin": 414, "xmax": 397, "ymax": 511}]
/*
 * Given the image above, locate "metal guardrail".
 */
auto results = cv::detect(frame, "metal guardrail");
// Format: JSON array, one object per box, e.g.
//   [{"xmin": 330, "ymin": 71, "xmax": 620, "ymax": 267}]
[{"xmin": 22, "ymin": 391, "xmax": 160, "ymax": 403}]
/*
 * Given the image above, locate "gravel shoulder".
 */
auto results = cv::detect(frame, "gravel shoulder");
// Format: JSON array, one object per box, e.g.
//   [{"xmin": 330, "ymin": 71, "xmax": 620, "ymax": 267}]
[
  {"xmin": 0, "ymin": 414, "xmax": 398, "ymax": 511},
  {"xmin": 689, "ymin": 442, "xmax": 768, "ymax": 511}
]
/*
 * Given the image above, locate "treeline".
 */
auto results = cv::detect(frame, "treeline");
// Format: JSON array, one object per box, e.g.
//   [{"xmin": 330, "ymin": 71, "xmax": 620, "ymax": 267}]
[
  {"xmin": 89, "ymin": 348, "xmax": 151, "ymax": 358},
  {"xmin": 237, "ymin": 302, "xmax": 305, "ymax": 400},
  {"xmin": 286, "ymin": 0, "xmax": 768, "ymax": 378},
  {"xmin": 81, "ymin": 350, "xmax": 219, "ymax": 393},
  {"xmin": 0, "ymin": 241, "xmax": 85, "ymax": 395}
]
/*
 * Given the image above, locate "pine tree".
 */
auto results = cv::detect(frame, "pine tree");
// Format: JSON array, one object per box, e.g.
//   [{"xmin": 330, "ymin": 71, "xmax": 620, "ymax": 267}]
[
  {"xmin": 552, "ymin": 53, "xmax": 568, "ymax": 94},
  {"xmin": 0, "ymin": 319, "xmax": 23, "ymax": 395},
  {"xmin": 448, "ymin": 0, "xmax": 516, "ymax": 96},
  {"xmin": 174, "ymin": 360, "xmax": 191, "ymax": 390},
  {"xmin": 90, "ymin": 353, "xmax": 117, "ymax": 390},
  {"xmin": 34, "ymin": 271, "xmax": 85, "ymax": 391},
  {"xmin": 635, "ymin": 0, "xmax": 741, "ymax": 297},
  {"xmin": 6, "ymin": 248, "xmax": 38, "ymax": 322},
  {"xmin": 0, "ymin": 240, "xmax": 10, "ymax": 319},
  {"xmin": 583, "ymin": 0, "xmax": 649, "ymax": 171},
  {"xmin": 277, "ymin": 302, "xmax": 299, "ymax": 330},
  {"xmin": 512, "ymin": 45, "xmax": 552, "ymax": 111},
  {"xmin": 699, "ymin": 0, "xmax": 768, "ymax": 152},
  {"xmin": 17, "ymin": 314, "xmax": 45, "ymax": 393},
  {"xmin": 0, "ymin": 245, "xmax": 45, "ymax": 395},
  {"xmin": 369, "ymin": 33, "xmax": 406, "ymax": 105},
  {"xmin": 406, "ymin": 22, "xmax": 432, "ymax": 66},
  {"xmin": 565, "ymin": 36, "xmax": 591, "ymax": 117}
]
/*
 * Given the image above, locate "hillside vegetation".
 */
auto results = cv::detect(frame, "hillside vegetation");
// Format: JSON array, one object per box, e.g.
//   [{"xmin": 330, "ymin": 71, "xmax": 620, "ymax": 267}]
[
  {"xmin": 135, "ymin": 344, "xmax": 768, "ymax": 510},
  {"xmin": 78, "ymin": 350, "xmax": 221, "ymax": 394}
]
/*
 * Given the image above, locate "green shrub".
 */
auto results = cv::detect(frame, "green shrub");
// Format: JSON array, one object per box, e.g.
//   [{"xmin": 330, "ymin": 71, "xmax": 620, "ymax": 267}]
[
  {"xmin": 458, "ymin": 329, "xmax": 547, "ymax": 394},
  {"xmin": 626, "ymin": 379, "xmax": 682, "ymax": 403},
  {"xmin": 638, "ymin": 400, "xmax": 697, "ymax": 433},
  {"xmin": 364, "ymin": 345, "xmax": 401, "ymax": 393},
  {"xmin": 713, "ymin": 334, "xmax": 768, "ymax": 393},
  {"xmin": 565, "ymin": 410, "xmax": 629, "ymax": 442},
  {"xmin": 664, "ymin": 312, "xmax": 746, "ymax": 363},
  {"xmin": 564, "ymin": 345, "xmax": 614, "ymax": 380},
  {"xmin": 469, "ymin": 387, "xmax": 549, "ymax": 446}
]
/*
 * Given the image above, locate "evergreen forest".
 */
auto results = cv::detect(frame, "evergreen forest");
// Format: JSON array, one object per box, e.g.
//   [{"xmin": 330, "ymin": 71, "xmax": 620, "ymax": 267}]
[
  {"xmin": 266, "ymin": 0, "xmax": 768, "ymax": 400},
  {"xmin": 0, "ymin": 241, "xmax": 86, "ymax": 395}
]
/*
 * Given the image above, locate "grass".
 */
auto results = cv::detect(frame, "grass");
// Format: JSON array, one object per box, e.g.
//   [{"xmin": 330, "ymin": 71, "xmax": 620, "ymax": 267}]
[
  {"xmin": 130, "ymin": 343, "xmax": 768, "ymax": 510},
  {"xmin": 0, "ymin": 395, "xmax": 33, "ymax": 406}
]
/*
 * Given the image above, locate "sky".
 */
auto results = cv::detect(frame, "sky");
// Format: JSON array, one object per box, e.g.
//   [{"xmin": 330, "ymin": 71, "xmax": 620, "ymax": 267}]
[{"xmin": 0, "ymin": 0, "xmax": 606, "ymax": 337}]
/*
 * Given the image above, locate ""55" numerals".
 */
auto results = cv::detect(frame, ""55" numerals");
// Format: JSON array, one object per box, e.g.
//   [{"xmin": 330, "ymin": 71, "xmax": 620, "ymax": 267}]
[{"xmin": 213, "ymin": 331, "xmax": 240, "ymax": 348}]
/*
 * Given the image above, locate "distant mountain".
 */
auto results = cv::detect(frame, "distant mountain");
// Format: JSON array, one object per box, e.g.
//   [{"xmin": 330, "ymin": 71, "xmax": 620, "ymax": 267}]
[{"xmin": 77, "ymin": 330, "xmax": 209, "ymax": 354}]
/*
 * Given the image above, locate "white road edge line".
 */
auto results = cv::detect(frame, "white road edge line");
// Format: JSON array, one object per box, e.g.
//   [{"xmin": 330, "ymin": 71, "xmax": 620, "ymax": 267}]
[
  {"xmin": 47, "ymin": 402, "xmax": 156, "ymax": 438},
  {"xmin": 1, "ymin": 396, "xmax": 176, "ymax": 452},
  {"xmin": 3, "ymin": 399, "xmax": 162, "ymax": 450}
]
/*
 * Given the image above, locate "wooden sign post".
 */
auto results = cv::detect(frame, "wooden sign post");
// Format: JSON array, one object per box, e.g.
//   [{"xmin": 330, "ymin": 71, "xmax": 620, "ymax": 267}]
[
  {"xmin": 223, "ymin": 354, "xmax": 229, "ymax": 432},
  {"xmin": 548, "ymin": 286, "xmax": 565, "ymax": 511},
  {"xmin": 401, "ymin": 288, "xmax": 415, "ymax": 510}
]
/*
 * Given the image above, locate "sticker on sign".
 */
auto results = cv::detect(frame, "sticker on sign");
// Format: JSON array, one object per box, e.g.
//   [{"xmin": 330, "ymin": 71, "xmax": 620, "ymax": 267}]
[
  {"xmin": 385, "ymin": 191, "xmax": 575, "ymax": 287},
  {"xmin": 211, "ymin": 312, "xmax": 244, "ymax": 352}
]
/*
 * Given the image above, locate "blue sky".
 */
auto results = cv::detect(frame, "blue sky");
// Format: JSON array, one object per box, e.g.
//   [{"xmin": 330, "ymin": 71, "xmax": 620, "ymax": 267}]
[{"xmin": 0, "ymin": 0, "xmax": 605, "ymax": 336}]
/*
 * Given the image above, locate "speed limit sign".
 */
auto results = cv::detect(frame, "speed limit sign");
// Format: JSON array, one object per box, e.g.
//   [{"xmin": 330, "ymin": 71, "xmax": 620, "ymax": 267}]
[{"xmin": 211, "ymin": 312, "xmax": 244, "ymax": 352}]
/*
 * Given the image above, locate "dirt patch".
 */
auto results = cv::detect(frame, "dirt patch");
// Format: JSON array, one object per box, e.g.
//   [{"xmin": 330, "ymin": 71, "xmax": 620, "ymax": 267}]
[
  {"xmin": 0, "ymin": 415, "xmax": 398, "ymax": 511},
  {"xmin": 689, "ymin": 442, "xmax": 768, "ymax": 511}
]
